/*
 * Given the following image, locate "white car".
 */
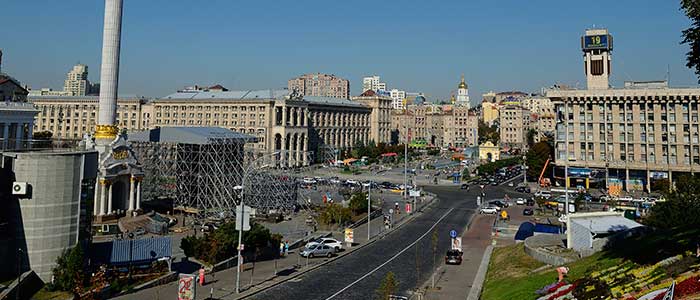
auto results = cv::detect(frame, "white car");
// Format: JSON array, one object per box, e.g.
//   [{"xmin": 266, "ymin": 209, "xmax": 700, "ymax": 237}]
[
  {"xmin": 345, "ymin": 179, "xmax": 358, "ymax": 185},
  {"xmin": 329, "ymin": 178, "xmax": 341, "ymax": 184},
  {"xmin": 515, "ymin": 198, "xmax": 525, "ymax": 205},
  {"xmin": 479, "ymin": 206, "xmax": 499, "ymax": 214},
  {"xmin": 508, "ymin": 182, "xmax": 514, "ymax": 187},
  {"xmin": 305, "ymin": 238, "xmax": 343, "ymax": 251},
  {"xmin": 303, "ymin": 177, "xmax": 317, "ymax": 184}
]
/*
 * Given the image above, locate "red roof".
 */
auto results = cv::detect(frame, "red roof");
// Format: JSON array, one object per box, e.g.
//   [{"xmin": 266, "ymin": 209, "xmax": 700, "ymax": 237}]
[
  {"xmin": 360, "ymin": 90, "xmax": 377, "ymax": 97},
  {"xmin": 208, "ymin": 84, "xmax": 228, "ymax": 91}
]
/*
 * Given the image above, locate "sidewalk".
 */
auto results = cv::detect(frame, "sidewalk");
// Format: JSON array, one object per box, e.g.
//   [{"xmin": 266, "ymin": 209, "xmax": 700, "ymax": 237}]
[{"xmin": 422, "ymin": 213, "xmax": 495, "ymax": 300}]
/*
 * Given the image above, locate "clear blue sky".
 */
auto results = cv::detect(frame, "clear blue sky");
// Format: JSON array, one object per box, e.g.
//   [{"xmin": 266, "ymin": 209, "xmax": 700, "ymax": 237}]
[{"xmin": 1, "ymin": 0, "xmax": 698, "ymax": 103}]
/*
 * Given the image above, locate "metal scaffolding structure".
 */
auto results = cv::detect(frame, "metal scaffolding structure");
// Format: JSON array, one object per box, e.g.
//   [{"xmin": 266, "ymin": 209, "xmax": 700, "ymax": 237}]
[{"xmin": 129, "ymin": 127, "xmax": 300, "ymax": 219}]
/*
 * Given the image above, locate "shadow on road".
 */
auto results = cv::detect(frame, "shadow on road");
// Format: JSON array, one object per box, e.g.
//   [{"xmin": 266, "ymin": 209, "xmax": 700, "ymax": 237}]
[{"xmin": 173, "ymin": 257, "xmax": 201, "ymax": 274}]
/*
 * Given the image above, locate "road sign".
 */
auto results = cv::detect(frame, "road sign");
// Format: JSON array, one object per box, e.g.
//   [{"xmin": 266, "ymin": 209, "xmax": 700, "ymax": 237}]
[
  {"xmin": 451, "ymin": 237, "xmax": 462, "ymax": 252},
  {"xmin": 235, "ymin": 205, "xmax": 252, "ymax": 231},
  {"xmin": 450, "ymin": 229, "xmax": 457, "ymax": 238},
  {"xmin": 409, "ymin": 190, "xmax": 420, "ymax": 197},
  {"xmin": 178, "ymin": 274, "xmax": 196, "ymax": 300},
  {"xmin": 389, "ymin": 208, "xmax": 394, "ymax": 214}
]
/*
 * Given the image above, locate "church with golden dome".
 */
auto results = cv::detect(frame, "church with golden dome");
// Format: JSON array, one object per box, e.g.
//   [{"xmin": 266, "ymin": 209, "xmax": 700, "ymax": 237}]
[{"xmin": 456, "ymin": 74, "xmax": 470, "ymax": 108}]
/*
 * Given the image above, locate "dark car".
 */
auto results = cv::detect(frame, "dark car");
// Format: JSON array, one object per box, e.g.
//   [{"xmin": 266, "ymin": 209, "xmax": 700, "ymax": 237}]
[
  {"xmin": 526, "ymin": 199, "xmax": 535, "ymax": 206},
  {"xmin": 380, "ymin": 181, "xmax": 393, "ymax": 189},
  {"xmin": 445, "ymin": 249, "xmax": 463, "ymax": 265},
  {"xmin": 523, "ymin": 208, "xmax": 534, "ymax": 216},
  {"xmin": 515, "ymin": 186, "xmax": 531, "ymax": 193},
  {"xmin": 489, "ymin": 200, "xmax": 508, "ymax": 208},
  {"xmin": 460, "ymin": 183, "xmax": 469, "ymax": 189}
]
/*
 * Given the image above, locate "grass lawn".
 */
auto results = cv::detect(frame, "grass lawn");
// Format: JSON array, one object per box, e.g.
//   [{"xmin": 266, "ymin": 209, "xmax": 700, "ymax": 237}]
[
  {"xmin": 481, "ymin": 243, "xmax": 624, "ymax": 300},
  {"xmin": 32, "ymin": 288, "xmax": 74, "ymax": 300}
]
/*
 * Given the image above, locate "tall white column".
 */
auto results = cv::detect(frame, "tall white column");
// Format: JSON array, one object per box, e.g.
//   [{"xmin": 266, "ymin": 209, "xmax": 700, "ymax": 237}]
[
  {"xmin": 107, "ymin": 182, "xmax": 113, "ymax": 214},
  {"xmin": 303, "ymin": 136, "xmax": 309, "ymax": 165},
  {"xmin": 97, "ymin": 0, "xmax": 124, "ymax": 127},
  {"xmin": 136, "ymin": 180, "xmax": 141, "ymax": 210},
  {"xmin": 128, "ymin": 176, "xmax": 135, "ymax": 211},
  {"xmin": 99, "ymin": 179, "xmax": 107, "ymax": 216},
  {"xmin": 93, "ymin": 179, "xmax": 100, "ymax": 216},
  {"xmin": 296, "ymin": 134, "xmax": 302, "ymax": 166}
]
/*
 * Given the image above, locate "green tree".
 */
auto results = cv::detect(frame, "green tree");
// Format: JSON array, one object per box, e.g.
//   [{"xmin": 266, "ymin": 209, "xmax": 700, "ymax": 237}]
[
  {"xmin": 179, "ymin": 222, "xmax": 275, "ymax": 264},
  {"xmin": 526, "ymin": 141, "xmax": 554, "ymax": 182},
  {"xmin": 681, "ymin": 0, "xmax": 700, "ymax": 82},
  {"xmin": 478, "ymin": 121, "xmax": 500, "ymax": 145},
  {"xmin": 319, "ymin": 204, "xmax": 352, "ymax": 227},
  {"xmin": 646, "ymin": 174, "xmax": 700, "ymax": 229},
  {"xmin": 348, "ymin": 192, "xmax": 369, "ymax": 215},
  {"xmin": 48, "ymin": 246, "xmax": 86, "ymax": 292},
  {"xmin": 526, "ymin": 129, "xmax": 537, "ymax": 148},
  {"xmin": 376, "ymin": 272, "xmax": 398, "ymax": 300}
]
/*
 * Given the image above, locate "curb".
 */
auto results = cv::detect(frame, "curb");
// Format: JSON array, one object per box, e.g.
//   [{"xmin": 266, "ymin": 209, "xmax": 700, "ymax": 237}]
[
  {"xmin": 467, "ymin": 245, "xmax": 494, "ymax": 300},
  {"xmin": 236, "ymin": 193, "xmax": 439, "ymax": 299}
]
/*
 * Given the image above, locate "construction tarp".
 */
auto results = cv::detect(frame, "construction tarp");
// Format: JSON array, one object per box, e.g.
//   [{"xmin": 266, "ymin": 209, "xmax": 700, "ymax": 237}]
[{"xmin": 514, "ymin": 222, "xmax": 535, "ymax": 241}]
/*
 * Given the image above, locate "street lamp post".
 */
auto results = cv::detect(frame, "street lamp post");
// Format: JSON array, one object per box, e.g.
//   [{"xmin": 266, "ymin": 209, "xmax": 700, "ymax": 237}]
[
  {"xmin": 367, "ymin": 183, "xmax": 371, "ymax": 241},
  {"xmin": 235, "ymin": 151, "xmax": 278, "ymax": 294}
]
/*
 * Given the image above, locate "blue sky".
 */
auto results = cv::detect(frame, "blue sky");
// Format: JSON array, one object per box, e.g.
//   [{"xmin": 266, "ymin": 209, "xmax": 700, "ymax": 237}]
[{"xmin": 1, "ymin": 0, "xmax": 698, "ymax": 104}]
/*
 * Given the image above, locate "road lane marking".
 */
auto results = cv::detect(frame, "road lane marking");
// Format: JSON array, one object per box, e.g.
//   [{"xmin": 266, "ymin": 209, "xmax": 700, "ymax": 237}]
[{"xmin": 324, "ymin": 206, "xmax": 456, "ymax": 300}]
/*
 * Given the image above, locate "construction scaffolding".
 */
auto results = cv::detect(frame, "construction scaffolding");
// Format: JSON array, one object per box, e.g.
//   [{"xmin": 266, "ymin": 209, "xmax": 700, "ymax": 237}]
[{"xmin": 129, "ymin": 127, "xmax": 300, "ymax": 219}]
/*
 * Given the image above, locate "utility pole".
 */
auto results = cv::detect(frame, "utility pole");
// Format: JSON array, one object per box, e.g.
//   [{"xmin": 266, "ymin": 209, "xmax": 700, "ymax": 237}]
[
  {"xmin": 564, "ymin": 100, "xmax": 569, "ymax": 216},
  {"xmin": 367, "ymin": 184, "xmax": 371, "ymax": 241},
  {"xmin": 404, "ymin": 111, "xmax": 408, "ymax": 200}
]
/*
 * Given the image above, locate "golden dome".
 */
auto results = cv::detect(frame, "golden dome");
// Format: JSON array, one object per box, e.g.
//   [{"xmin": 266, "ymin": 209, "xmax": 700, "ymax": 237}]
[{"xmin": 458, "ymin": 74, "xmax": 468, "ymax": 89}]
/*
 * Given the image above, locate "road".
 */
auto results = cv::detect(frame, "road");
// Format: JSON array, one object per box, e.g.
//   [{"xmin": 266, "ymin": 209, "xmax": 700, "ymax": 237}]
[{"xmin": 246, "ymin": 183, "xmax": 515, "ymax": 300}]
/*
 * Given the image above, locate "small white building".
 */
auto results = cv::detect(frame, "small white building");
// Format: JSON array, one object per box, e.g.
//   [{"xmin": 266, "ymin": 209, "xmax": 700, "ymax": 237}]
[{"xmin": 566, "ymin": 211, "xmax": 642, "ymax": 255}]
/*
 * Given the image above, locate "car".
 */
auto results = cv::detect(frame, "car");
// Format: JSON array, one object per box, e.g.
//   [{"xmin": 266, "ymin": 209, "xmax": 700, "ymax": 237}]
[
  {"xmin": 460, "ymin": 183, "xmax": 469, "ymax": 190},
  {"xmin": 300, "ymin": 244, "xmax": 335, "ymax": 258},
  {"xmin": 508, "ymin": 182, "xmax": 514, "ymax": 187},
  {"xmin": 445, "ymin": 249, "xmax": 463, "ymax": 265},
  {"xmin": 345, "ymin": 179, "xmax": 358, "ymax": 185},
  {"xmin": 526, "ymin": 199, "xmax": 535, "ymax": 206},
  {"xmin": 380, "ymin": 181, "xmax": 393, "ymax": 189},
  {"xmin": 523, "ymin": 208, "xmax": 534, "ymax": 216},
  {"xmin": 134, "ymin": 227, "xmax": 146, "ymax": 236},
  {"xmin": 479, "ymin": 206, "xmax": 499, "ymax": 214},
  {"xmin": 515, "ymin": 198, "xmax": 526, "ymax": 205},
  {"xmin": 329, "ymin": 178, "xmax": 341, "ymax": 184},
  {"xmin": 303, "ymin": 177, "xmax": 317, "ymax": 184},
  {"xmin": 491, "ymin": 181, "xmax": 499, "ymax": 186},
  {"xmin": 305, "ymin": 237, "xmax": 343, "ymax": 251},
  {"xmin": 489, "ymin": 200, "xmax": 508, "ymax": 208},
  {"xmin": 515, "ymin": 186, "xmax": 531, "ymax": 193}
]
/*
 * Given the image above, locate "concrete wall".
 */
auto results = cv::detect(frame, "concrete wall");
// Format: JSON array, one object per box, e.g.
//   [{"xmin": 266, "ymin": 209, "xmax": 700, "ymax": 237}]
[
  {"xmin": 569, "ymin": 220, "xmax": 593, "ymax": 252},
  {"xmin": 523, "ymin": 234, "xmax": 576, "ymax": 266},
  {"xmin": 2, "ymin": 150, "xmax": 97, "ymax": 282}
]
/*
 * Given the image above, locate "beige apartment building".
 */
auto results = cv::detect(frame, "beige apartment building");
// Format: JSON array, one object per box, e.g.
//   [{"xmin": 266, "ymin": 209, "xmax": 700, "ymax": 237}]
[
  {"xmin": 522, "ymin": 96, "xmax": 556, "ymax": 142},
  {"xmin": 499, "ymin": 102, "xmax": 529, "ymax": 149},
  {"xmin": 29, "ymin": 89, "xmax": 391, "ymax": 166},
  {"xmin": 288, "ymin": 73, "xmax": 350, "ymax": 99},
  {"xmin": 30, "ymin": 95, "xmax": 147, "ymax": 139},
  {"xmin": 391, "ymin": 104, "xmax": 478, "ymax": 148}
]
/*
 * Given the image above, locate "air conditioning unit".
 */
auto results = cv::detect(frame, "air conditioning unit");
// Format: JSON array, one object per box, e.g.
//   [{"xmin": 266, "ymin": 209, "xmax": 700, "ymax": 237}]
[{"xmin": 12, "ymin": 182, "xmax": 28, "ymax": 195}]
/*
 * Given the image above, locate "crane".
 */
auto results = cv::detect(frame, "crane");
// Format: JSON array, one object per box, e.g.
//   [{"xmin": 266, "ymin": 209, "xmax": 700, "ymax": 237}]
[{"xmin": 539, "ymin": 158, "xmax": 551, "ymax": 187}]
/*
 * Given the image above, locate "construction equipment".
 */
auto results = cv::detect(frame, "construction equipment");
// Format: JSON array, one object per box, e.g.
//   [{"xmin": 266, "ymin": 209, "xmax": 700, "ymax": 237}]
[{"xmin": 539, "ymin": 158, "xmax": 551, "ymax": 187}]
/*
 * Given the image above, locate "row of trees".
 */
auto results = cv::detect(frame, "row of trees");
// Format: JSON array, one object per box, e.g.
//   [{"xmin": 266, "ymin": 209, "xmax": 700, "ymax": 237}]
[
  {"xmin": 477, "ymin": 157, "xmax": 522, "ymax": 175},
  {"xmin": 318, "ymin": 191, "xmax": 370, "ymax": 227},
  {"xmin": 180, "ymin": 222, "xmax": 279, "ymax": 264}
]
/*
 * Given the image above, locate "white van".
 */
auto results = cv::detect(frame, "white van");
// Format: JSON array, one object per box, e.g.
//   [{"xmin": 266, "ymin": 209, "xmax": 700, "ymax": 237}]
[{"xmin": 534, "ymin": 191, "xmax": 552, "ymax": 199}]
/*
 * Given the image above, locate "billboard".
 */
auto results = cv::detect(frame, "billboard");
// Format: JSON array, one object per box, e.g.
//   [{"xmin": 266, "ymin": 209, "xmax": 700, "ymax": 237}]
[
  {"xmin": 344, "ymin": 228, "xmax": 354, "ymax": 244},
  {"xmin": 582, "ymin": 34, "xmax": 612, "ymax": 50},
  {"xmin": 178, "ymin": 274, "xmax": 196, "ymax": 300}
]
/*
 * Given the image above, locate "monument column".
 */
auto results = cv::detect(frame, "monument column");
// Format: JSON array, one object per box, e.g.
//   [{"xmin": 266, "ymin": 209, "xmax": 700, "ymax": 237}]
[
  {"xmin": 107, "ymin": 182, "xmax": 113, "ymax": 214},
  {"xmin": 99, "ymin": 179, "xmax": 108, "ymax": 216},
  {"xmin": 128, "ymin": 176, "xmax": 135, "ymax": 211},
  {"xmin": 95, "ymin": 0, "xmax": 123, "ymax": 145},
  {"xmin": 136, "ymin": 179, "xmax": 141, "ymax": 210}
]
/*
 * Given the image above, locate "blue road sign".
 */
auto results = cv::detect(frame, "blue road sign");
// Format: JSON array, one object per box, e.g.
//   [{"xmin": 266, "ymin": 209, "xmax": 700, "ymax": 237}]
[{"xmin": 450, "ymin": 230, "xmax": 457, "ymax": 238}]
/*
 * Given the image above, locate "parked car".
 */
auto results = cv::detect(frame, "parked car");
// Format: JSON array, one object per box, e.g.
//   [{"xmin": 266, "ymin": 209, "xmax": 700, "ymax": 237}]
[
  {"xmin": 329, "ymin": 178, "xmax": 341, "ymax": 184},
  {"xmin": 305, "ymin": 237, "xmax": 343, "ymax": 251},
  {"xmin": 445, "ymin": 249, "xmax": 463, "ymax": 265},
  {"xmin": 303, "ymin": 177, "xmax": 317, "ymax": 184},
  {"xmin": 508, "ymin": 182, "xmax": 514, "ymax": 187},
  {"xmin": 380, "ymin": 181, "xmax": 394, "ymax": 189},
  {"xmin": 523, "ymin": 208, "xmax": 534, "ymax": 216},
  {"xmin": 479, "ymin": 206, "xmax": 499, "ymax": 214},
  {"xmin": 300, "ymin": 244, "xmax": 335, "ymax": 258},
  {"xmin": 526, "ymin": 199, "xmax": 535, "ymax": 206},
  {"xmin": 345, "ymin": 179, "xmax": 358, "ymax": 185},
  {"xmin": 515, "ymin": 198, "xmax": 526, "ymax": 205},
  {"xmin": 515, "ymin": 186, "xmax": 531, "ymax": 193}
]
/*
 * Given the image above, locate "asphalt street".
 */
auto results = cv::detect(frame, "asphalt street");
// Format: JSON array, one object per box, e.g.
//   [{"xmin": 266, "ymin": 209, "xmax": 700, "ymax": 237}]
[{"xmin": 246, "ymin": 183, "xmax": 516, "ymax": 300}]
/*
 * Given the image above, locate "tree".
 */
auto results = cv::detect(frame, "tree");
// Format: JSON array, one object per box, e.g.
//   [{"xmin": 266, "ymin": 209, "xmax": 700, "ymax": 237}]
[
  {"xmin": 48, "ymin": 246, "xmax": 86, "ymax": 292},
  {"xmin": 33, "ymin": 130, "xmax": 53, "ymax": 148},
  {"xmin": 180, "ymin": 222, "xmax": 276, "ymax": 264},
  {"xmin": 376, "ymin": 272, "xmax": 398, "ymax": 300},
  {"xmin": 526, "ymin": 141, "xmax": 554, "ymax": 182},
  {"xmin": 526, "ymin": 129, "xmax": 537, "ymax": 148},
  {"xmin": 348, "ymin": 192, "xmax": 369, "ymax": 215},
  {"xmin": 681, "ymin": 0, "xmax": 700, "ymax": 82},
  {"xmin": 478, "ymin": 121, "xmax": 500, "ymax": 145},
  {"xmin": 646, "ymin": 174, "xmax": 700, "ymax": 229}
]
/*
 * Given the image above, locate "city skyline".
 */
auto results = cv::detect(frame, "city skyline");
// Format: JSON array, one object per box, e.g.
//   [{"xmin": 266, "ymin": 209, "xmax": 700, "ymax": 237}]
[{"xmin": 1, "ymin": 0, "xmax": 699, "ymax": 103}]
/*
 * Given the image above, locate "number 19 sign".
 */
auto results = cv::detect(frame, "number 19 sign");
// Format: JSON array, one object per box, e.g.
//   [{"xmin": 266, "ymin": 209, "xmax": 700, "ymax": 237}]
[{"xmin": 178, "ymin": 274, "xmax": 196, "ymax": 300}]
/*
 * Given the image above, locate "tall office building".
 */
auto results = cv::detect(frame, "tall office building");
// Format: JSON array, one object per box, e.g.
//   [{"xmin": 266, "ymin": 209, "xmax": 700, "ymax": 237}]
[
  {"xmin": 288, "ymin": 73, "xmax": 350, "ymax": 99},
  {"xmin": 389, "ymin": 89, "xmax": 406, "ymax": 110},
  {"xmin": 362, "ymin": 75, "xmax": 386, "ymax": 92},
  {"xmin": 64, "ymin": 64, "xmax": 90, "ymax": 96},
  {"xmin": 548, "ymin": 28, "xmax": 700, "ymax": 193}
]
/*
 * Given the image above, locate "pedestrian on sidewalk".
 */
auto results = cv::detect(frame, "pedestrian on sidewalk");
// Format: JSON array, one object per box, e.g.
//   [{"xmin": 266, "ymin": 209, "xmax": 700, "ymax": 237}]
[
  {"xmin": 199, "ymin": 266, "xmax": 205, "ymax": 286},
  {"xmin": 284, "ymin": 240, "xmax": 289, "ymax": 256}
]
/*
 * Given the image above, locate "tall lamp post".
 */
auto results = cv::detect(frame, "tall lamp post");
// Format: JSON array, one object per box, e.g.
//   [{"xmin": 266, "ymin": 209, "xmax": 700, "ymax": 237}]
[{"xmin": 234, "ymin": 151, "xmax": 279, "ymax": 294}]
